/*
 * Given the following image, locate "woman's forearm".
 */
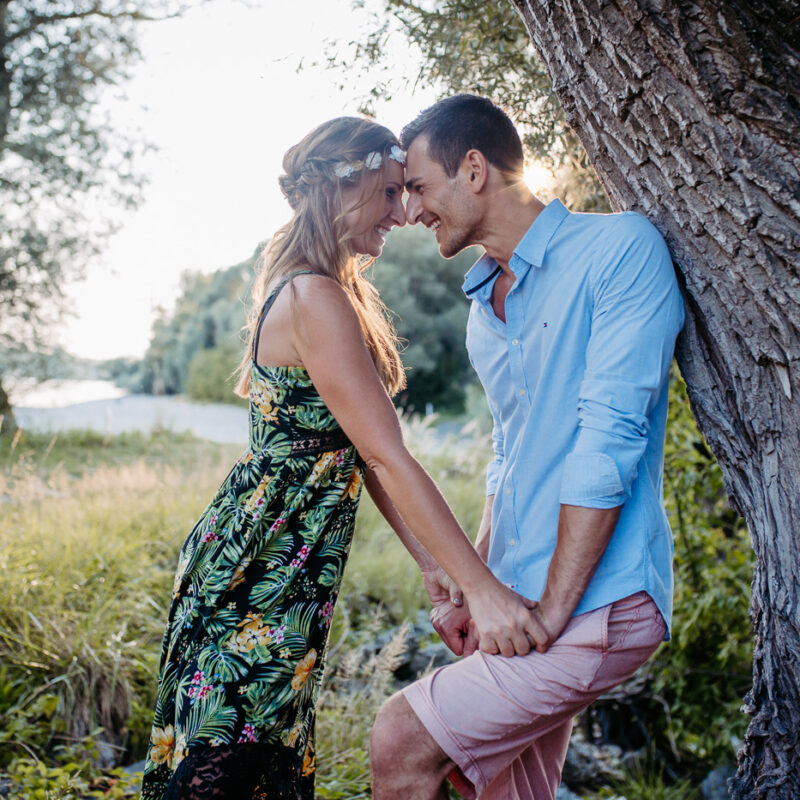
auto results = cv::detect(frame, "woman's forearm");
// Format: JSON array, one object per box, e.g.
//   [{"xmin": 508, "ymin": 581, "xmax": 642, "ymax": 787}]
[
  {"xmin": 363, "ymin": 467, "xmax": 437, "ymax": 572},
  {"xmin": 366, "ymin": 449, "xmax": 498, "ymax": 597}
]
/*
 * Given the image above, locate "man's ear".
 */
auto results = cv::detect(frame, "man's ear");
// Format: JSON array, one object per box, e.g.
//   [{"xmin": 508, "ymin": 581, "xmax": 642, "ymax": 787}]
[{"xmin": 461, "ymin": 149, "xmax": 489, "ymax": 193}]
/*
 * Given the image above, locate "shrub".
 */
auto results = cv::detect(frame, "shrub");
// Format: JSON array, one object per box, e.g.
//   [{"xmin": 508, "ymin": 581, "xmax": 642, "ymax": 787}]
[{"xmin": 185, "ymin": 341, "xmax": 246, "ymax": 405}]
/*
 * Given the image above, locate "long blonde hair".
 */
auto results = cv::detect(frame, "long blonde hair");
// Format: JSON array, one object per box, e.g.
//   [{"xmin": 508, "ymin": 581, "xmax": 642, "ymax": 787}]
[{"xmin": 235, "ymin": 117, "xmax": 406, "ymax": 398}]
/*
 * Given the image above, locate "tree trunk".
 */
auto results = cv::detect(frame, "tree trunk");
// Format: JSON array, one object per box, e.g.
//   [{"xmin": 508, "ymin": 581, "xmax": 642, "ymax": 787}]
[{"xmin": 508, "ymin": 0, "xmax": 800, "ymax": 796}]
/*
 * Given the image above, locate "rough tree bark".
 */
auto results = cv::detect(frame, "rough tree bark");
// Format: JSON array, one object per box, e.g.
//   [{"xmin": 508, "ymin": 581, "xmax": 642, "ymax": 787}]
[{"xmin": 508, "ymin": 1, "xmax": 800, "ymax": 796}]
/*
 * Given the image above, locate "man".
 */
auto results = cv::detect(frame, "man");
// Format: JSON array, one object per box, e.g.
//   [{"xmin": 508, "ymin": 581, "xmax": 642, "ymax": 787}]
[{"xmin": 370, "ymin": 95, "xmax": 684, "ymax": 800}]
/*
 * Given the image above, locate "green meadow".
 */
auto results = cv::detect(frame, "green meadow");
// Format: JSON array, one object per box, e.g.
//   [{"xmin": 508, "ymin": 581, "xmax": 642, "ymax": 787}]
[{"xmin": 0, "ymin": 387, "xmax": 754, "ymax": 797}]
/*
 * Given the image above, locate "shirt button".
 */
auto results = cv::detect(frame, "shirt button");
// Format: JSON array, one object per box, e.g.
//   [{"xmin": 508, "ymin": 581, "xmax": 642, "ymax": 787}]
[
  {"xmin": 509, "ymin": 539, "xmax": 517, "ymax": 547},
  {"xmin": 512, "ymin": 338, "xmax": 519, "ymax": 346},
  {"xmin": 505, "ymin": 488, "xmax": 511, "ymax": 495},
  {"xmin": 519, "ymin": 388, "xmax": 525, "ymax": 396}
]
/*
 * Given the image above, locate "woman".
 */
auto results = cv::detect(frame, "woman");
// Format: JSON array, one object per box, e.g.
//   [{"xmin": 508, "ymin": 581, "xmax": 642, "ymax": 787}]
[{"xmin": 140, "ymin": 117, "xmax": 537, "ymax": 800}]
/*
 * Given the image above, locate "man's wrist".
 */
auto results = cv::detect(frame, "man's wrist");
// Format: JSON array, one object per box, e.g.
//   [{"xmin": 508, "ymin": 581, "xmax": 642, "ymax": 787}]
[{"xmin": 537, "ymin": 592, "xmax": 576, "ymax": 641}]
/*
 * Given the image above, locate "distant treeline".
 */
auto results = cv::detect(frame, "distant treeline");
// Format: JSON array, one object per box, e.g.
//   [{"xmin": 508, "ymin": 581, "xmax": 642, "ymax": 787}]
[{"xmin": 119, "ymin": 227, "xmax": 480, "ymax": 413}]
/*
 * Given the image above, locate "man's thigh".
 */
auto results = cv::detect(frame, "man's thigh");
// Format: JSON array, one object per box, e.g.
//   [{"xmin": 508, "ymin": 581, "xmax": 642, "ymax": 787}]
[{"xmin": 401, "ymin": 591, "xmax": 665, "ymax": 799}]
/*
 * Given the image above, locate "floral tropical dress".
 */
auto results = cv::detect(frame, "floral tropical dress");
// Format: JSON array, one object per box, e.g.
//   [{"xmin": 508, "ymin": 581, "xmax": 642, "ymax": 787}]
[{"xmin": 141, "ymin": 272, "xmax": 363, "ymax": 800}]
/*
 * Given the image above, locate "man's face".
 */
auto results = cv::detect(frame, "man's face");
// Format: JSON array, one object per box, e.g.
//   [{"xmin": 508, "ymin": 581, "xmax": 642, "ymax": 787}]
[{"xmin": 404, "ymin": 136, "xmax": 481, "ymax": 258}]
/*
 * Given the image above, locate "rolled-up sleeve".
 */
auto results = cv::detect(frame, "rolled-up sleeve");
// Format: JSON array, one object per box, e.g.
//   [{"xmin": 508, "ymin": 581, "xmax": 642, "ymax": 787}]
[{"xmin": 559, "ymin": 215, "xmax": 684, "ymax": 508}]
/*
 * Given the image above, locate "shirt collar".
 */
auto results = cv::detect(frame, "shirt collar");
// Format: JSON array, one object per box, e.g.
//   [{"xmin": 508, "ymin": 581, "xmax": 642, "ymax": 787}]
[
  {"xmin": 461, "ymin": 199, "xmax": 570, "ymax": 298},
  {"xmin": 513, "ymin": 198, "xmax": 570, "ymax": 268}
]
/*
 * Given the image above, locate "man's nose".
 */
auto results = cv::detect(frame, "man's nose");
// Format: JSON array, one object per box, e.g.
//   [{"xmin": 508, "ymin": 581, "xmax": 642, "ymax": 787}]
[{"xmin": 405, "ymin": 194, "xmax": 423, "ymax": 225}]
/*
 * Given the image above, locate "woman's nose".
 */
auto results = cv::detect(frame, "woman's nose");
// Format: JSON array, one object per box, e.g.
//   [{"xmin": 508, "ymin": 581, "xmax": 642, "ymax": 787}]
[{"xmin": 391, "ymin": 197, "xmax": 406, "ymax": 227}]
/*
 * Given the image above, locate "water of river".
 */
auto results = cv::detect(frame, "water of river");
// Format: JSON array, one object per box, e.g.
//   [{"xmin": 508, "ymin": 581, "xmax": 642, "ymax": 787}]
[
  {"xmin": 8, "ymin": 379, "xmax": 128, "ymax": 408},
  {"xmin": 10, "ymin": 380, "xmax": 249, "ymax": 444}
]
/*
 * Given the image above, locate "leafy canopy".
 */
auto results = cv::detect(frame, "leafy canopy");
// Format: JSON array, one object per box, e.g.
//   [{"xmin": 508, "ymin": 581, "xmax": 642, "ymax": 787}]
[
  {"xmin": 0, "ymin": 1, "xmax": 188, "ymax": 355},
  {"xmin": 320, "ymin": 0, "xmax": 607, "ymax": 211}
]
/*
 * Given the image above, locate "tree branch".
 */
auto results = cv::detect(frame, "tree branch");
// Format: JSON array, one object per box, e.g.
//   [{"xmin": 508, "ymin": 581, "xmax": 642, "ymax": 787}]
[{"xmin": 6, "ymin": 3, "xmax": 189, "ymax": 44}]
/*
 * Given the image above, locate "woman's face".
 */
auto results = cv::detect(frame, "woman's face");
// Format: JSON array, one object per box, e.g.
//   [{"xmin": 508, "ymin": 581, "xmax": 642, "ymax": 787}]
[{"xmin": 341, "ymin": 159, "xmax": 406, "ymax": 258}]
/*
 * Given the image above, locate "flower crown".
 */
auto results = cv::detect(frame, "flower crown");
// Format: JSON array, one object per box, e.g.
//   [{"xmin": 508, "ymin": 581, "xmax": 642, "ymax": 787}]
[{"xmin": 333, "ymin": 145, "xmax": 405, "ymax": 179}]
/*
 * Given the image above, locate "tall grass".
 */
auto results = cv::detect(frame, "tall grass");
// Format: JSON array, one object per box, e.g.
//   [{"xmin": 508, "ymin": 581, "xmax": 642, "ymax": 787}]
[
  {"xmin": 0, "ymin": 394, "xmax": 747, "ymax": 796},
  {"xmin": 0, "ymin": 421, "xmax": 492, "ymax": 794},
  {"xmin": 0, "ymin": 431, "xmax": 241, "ymax": 767}
]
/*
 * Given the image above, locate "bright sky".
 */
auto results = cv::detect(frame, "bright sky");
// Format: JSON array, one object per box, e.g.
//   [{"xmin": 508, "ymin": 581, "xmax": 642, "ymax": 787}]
[{"xmin": 61, "ymin": 0, "xmax": 438, "ymax": 360}]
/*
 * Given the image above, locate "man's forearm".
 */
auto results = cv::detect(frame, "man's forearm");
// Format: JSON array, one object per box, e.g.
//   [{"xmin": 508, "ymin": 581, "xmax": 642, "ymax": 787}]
[{"xmin": 538, "ymin": 504, "xmax": 621, "ymax": 640}]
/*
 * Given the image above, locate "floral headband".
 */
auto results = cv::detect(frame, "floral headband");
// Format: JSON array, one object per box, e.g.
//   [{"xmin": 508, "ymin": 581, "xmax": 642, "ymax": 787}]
[{"xmin": 333, "ymin": 145, "xmax": 406, "ymax": 179}]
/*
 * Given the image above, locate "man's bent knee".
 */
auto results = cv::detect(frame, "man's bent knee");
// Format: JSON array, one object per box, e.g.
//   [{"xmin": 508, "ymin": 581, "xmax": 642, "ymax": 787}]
[
  {"xmin": 371, "ymin": 693, "xmax": 452, "ymax": 800},
  {"xmin": 371, "ymin": 694, "xmax": 428, "ymax": 774}
]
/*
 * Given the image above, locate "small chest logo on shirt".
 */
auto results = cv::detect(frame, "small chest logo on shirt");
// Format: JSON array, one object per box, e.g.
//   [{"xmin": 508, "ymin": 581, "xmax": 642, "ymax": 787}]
[{"xmin": 543, "ymin": 322, "xmax": 549, "ymax": 328}]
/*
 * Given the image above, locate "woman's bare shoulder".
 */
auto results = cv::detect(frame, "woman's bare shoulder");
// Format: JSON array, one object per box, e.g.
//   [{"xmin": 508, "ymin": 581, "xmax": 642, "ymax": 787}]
[{"xmin": 289, "ymin": 272, "xmax": 358, "ymax": 324}]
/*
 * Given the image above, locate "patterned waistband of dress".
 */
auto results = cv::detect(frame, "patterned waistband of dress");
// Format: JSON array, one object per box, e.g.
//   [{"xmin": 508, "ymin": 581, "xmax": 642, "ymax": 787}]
[{"xmin": 290, "ymin": 427, "xmax": 353, "ymax": 456}]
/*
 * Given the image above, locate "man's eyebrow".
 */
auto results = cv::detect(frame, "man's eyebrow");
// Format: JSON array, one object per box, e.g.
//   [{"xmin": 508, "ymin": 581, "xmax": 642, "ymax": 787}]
[{"xmin": 405, "ymin": 176, "xmax": 421, "ymax": 190}]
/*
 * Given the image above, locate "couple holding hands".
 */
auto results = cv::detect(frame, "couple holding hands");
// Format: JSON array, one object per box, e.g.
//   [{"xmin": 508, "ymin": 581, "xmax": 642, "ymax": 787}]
[{"xmin": 141, "ymin": 94, "xmax": 684, "ymax": 800}]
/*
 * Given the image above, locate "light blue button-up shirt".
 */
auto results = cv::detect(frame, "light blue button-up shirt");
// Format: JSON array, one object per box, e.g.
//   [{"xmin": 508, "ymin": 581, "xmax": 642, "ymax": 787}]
[{"xmin": 463, "ymin": 199, "xmax": 684, "ymax": 633}]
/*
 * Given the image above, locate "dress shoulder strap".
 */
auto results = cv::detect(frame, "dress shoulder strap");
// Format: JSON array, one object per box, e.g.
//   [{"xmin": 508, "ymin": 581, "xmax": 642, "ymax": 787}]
[{"xmin": 252, "ymin": 269, "xmax": 316, "ymax": 361}]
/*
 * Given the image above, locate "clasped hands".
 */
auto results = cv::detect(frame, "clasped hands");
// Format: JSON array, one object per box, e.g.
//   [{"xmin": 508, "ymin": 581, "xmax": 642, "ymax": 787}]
[{"xmin": 421, "ymin": 566, "xmax": 567, "ymax": 658}]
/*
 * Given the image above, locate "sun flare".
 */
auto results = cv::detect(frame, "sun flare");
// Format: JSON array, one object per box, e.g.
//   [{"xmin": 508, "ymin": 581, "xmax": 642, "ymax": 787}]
[{"xmin": 524, "ymin": 162, "xmax": 554, "ymax": 196}]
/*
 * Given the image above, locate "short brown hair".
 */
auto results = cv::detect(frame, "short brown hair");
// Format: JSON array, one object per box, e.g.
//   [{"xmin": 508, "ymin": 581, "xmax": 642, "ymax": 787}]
[{"xmin": 401, "ymin": 95, "xmax": 524, "ymax": 180}]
